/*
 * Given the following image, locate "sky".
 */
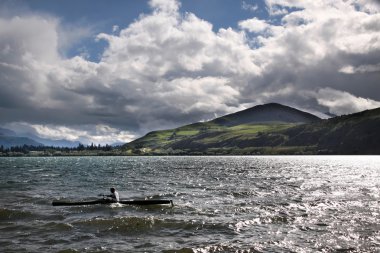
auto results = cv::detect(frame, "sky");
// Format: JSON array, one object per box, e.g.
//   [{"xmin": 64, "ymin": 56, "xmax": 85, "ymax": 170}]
[{"xmin": 0, "ymin": 0, "xmax": 380, "ymax": 145}]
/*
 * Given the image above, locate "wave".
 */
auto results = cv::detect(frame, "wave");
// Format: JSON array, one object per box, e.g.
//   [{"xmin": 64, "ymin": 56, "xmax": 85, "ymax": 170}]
[
  {"xmin": 28, "ymin": 168, "xmax": 45, "ymax": 172},
  {"xmin": 163, "ymin": 243, "xmax": 263, "ymax": 253},
  {"xmin": 42, "ymin": 222, "xmax": 74, "ymax": 232},
  {"xmin": 73, "ymin": 216, "xmax": 230, "ymax": 236},
  {"xmin": 148, "ymin": 192, "xmax": 188, "ymax": 198},
  {"xmin": 0, "ymin": 208, "xmax": 35, "ymax": 221}
]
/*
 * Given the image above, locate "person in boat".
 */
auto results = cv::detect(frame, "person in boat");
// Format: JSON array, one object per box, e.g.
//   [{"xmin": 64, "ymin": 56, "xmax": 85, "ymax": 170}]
[{"xmin": 106, "ymin": 187, "xmax": 119, "ymax": 202}]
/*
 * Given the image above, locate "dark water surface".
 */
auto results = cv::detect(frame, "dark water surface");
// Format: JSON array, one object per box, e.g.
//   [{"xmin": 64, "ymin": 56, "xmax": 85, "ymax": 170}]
[{"xmin": 0, "ymin": 156, "xmax": 379, "ymax": 252}]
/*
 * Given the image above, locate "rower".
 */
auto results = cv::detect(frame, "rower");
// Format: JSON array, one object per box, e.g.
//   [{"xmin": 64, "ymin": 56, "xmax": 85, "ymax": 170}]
[{"xmin": 108, "ymin": 187, "xmax": 120, "ymax": 202}]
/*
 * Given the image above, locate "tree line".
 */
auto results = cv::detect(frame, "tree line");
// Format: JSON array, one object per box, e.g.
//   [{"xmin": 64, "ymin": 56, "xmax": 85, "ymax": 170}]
[{"xmin": 0, "ymin": 143, "xmax": 118, "ymax": 154}]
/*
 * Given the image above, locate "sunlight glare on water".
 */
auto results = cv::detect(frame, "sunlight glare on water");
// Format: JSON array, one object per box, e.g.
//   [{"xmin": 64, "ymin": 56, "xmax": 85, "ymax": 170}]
[{"xmin": 0, "ymin": 156, "xmax": 379, "ymax": 252}]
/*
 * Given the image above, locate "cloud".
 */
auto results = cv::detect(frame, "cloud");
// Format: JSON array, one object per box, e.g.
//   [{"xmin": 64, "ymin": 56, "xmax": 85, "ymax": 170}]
[
  {"xmin": 355, "ymin": 0, "xmax": 380, "ymax": 14},
  {"xmin": 0, "ymin": 15, "xmax": 60, "ymax": 111},
  {"xmin": 94, "ymin": 3, "xmax": 262, "ymax": 132},
  {"xmin": 238, "ymin": 18, "xmax": 270, "ymax": 33},
  {"xmin": 339, "ymin": 64, "xmax": 380, "ymax": 74},
  {"xmin": 0, "ymin": 15, "xmax": 60, "ymax": 63},
  {"xmin": 4, "ymin": 122, "xmax": 136, "ymax": 144},
  {"xmin": 0, "ymin": 0, "xmax": 380, "ymax": 144},
  {"xmin": 242, "ymin": 0, "xmax": 380, "ymax": 112},
  {"xmin": 242, "ymin": 1, "xmax": 259, "ymax": 12},
  {"xmin": 0, "ymin": 0, "xmax": 258, "ymax": 142},
  {"xmin": 148, "ymin": 0, "xmax": 180, "ymax": 14},
  {"xmin": 315, "ymin": 88, "xmax": 380, "ymax": 115},
  {"xmin": 112, "ymin": 25, "xmax": 119, "ymax": 33}
]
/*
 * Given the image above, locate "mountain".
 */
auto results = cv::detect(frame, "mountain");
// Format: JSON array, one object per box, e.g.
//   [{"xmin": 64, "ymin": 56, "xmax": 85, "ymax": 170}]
[
  {"xmin": 194, "ymin": 107, "xmax": 380, "ymax": 154},
  {"xmin": 0, "ymin": 127, "xmax": 43, "ymax": 148},
  {"xmin": 23, "ymin": 134, "xmax": 81, "ymax": 148},
  {"xmin": 124, "ymin": 103, "xmax": 380, "ymax": 155},
  {"xmin": 278, "ymin": 107, "xmax": 380, "ymax": 154},
  {"xmin": 0, "ymin": 127, "xmax": 17, "ymax": 136},
  {"xmin": 0, "ymin": 136, "xmax": 43, "ymax": 149},
  {"xmin": 0, "ymin": 127, "xmax": 79, "ymax": 148},
  {"xmin": 211, "ymin": 103, "xmax": 320, "ymax": 126},
  {"xmin": 123, "ymin": 103, "xmax": 325, "ymax": 155}
]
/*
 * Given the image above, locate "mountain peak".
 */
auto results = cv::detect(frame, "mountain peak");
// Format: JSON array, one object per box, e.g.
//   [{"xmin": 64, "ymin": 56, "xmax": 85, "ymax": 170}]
[{"xmin": 211, "ymin": 103, "xmax": 320, "ymax": 126}]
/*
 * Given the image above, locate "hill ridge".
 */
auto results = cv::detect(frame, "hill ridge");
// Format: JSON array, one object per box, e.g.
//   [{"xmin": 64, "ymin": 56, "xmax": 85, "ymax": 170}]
[
  {"xmin": 124, "ymin": 103, "xmax": 322, "ymax": 154},
  {"xmin": 124, "ymin": 103, "xmax": 380, "ymax": 155},
  {"xmin": 211, "ymin": 103, "xmax": 320, "ymax": 126}
]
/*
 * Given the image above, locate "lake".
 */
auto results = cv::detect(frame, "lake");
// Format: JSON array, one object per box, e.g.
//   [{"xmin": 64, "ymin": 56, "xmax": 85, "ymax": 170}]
[{"xmin": 0, "ymin": 156, "xmax": 379, "ymax": 252}]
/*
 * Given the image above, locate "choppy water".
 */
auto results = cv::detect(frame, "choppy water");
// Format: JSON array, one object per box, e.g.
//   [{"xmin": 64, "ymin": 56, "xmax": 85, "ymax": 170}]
[{"xmin": 0, "ymin": 156, "xmax": 380, "ymax": 252}]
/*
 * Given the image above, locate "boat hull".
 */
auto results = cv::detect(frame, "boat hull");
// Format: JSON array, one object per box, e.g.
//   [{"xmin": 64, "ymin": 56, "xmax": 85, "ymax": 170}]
[{"xmin": 52, "ymin": 199, "xmax": 173, "ymax": 206}]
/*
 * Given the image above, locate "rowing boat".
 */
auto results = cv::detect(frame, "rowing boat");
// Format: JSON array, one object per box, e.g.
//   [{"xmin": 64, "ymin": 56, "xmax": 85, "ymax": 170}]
[{"xmin": 52, "ymin": 199, "xmax": 173, "ymax": 206}]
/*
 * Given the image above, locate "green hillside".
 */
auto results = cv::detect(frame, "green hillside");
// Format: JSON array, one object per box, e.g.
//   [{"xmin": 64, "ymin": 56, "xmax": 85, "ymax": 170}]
[
  {"xmin": 125, "ymin": 122, "xmax": 298, "ymax": 154},
  {"xmin": 279, "ymin": 107, "xmax": 380, "ymax": 154},
  {"xmin": 123, "ymin": 103, "xmax": 321, "ymax": 155},
  {"xmin": 123, "ymin": 103, "xmax": 380, "ymax": 155}
]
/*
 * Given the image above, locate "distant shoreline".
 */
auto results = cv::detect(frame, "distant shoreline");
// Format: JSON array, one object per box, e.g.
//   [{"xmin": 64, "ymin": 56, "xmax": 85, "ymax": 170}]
[{"xmin": 1, "ymin": 150, "xmax": 378, "ymax": 157}]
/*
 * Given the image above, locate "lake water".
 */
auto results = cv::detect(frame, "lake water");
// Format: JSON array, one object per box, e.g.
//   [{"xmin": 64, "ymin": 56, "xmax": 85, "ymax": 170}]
[{"xmin": 0, "ymin": 156, "xmax": 379, "ymax": 252}]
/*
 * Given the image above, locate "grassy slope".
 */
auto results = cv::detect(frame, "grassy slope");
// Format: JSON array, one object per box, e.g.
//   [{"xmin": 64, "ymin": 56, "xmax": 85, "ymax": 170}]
[
  {"xmin": 280, "ymin": 107, "xmax": 380, "ymax": 154},
  {"xmin": 125, "ymin": 103, "xmax": 321, "ymax": 154},
  {"xmin": 124, "ymin": 122, "xmax": 299, "ymax": 154},
  {"xmin": 124, "ymin": 106, "xmax": 380, "ymax": 155}
]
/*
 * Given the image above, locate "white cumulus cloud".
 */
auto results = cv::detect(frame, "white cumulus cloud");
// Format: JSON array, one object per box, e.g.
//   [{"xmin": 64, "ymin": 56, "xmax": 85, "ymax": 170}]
[
  {"xmin": 239, "ymin": 17, "xmax": 270, "ymax": 33},
  {"xmin": 316, "ymin": 88, "xmax": 380, "ymax": 115}
]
